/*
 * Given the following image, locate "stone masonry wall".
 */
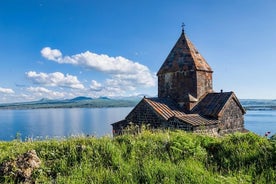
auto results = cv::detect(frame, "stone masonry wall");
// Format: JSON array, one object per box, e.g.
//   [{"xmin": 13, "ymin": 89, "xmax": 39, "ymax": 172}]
[
  {"xmin": 168, "ymin": 118, "xmax": 194, "ymax": 131},
  {"xmin": 196, "ymin": 71, "xmax": 213, "ymax": 98},
  {"xmin": 219, "ymin": 98, "xmax": 244, "ymax": 134},
  {"xmin": 168, "ymin": 118, "xmax": 219, "ymax": 135},
  {"xmin": 158, "ymin": 70, "xmax": 213, "ymax": 103},
  {"xmin": 193, "ymin": 124, "xmax": 219, "ymax": 136},
  {"xmin": 126, "ymin": 100, "xmax": 166, "ymax": 128},
  {"xmin": 158, "ymin": 70, "xmax": 197, "ymax": 102}
]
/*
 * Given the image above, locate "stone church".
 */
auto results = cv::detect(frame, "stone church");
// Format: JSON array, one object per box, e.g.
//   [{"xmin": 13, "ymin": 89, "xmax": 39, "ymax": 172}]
[{"xmin": 112, "ymin": 27, "xmax": 246, "ymax": 136}]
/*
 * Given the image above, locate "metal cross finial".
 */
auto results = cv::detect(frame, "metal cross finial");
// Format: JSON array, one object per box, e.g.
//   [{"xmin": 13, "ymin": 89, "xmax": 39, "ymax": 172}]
[{"xmin": 181, "ymin": 23, "xmax": 185, "ymax": 33}]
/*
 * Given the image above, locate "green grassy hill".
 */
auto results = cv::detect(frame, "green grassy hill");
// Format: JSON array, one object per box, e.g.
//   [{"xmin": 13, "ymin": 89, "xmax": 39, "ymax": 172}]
[{"xmin": 0, "ymin": 131, "xmax": 275, "ymax": 183}]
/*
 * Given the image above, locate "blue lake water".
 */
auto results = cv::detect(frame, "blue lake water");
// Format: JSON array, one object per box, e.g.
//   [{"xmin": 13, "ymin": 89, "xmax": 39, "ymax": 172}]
[
  {"xmin": 244, "ymin": 110, "xmax": 276, "ymax": 137},
  {"xmin": 0, "ymin": 108, "xmax": 275, "ymax": 141},
  {"xmin": 0, "ymin": 108, "xmax": 132, "ymax": 141}
]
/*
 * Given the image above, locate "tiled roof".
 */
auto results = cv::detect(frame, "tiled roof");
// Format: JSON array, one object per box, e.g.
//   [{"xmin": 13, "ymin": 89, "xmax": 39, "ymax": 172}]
[
  {"xmin": 144, "ymin": 98, "xmax": 186, "ymax": 120},
  {"xmin": 192, "ymin": 92, "xmax": 245, "ymax": 118},
  {"xmin": 157, "ymin": 32, "xmax": 212, "ymax": 75},
  {"xmin": 112, "ymin": 92, "xmax": 244, "ymax": 128},
  {"xmin": 173, "ymin": 114, "xmax": 218, "ymax": 126}
]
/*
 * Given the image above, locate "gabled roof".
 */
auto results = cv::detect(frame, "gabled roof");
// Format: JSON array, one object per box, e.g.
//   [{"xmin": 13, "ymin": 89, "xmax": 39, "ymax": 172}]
[
  {"xmin": 157, "ymin": 32, "xmax": 212, "ymax": 75},
  {"xmin": 192, "ymin": 92, "xmax": 246, "ymax": 118},
  {"xmin": 171, "ymin": 114, "xmax": 218, "ymax": 126},
  {"xmin": 112, "ymin": 92, "xmax": 245, "ymax": 128},
  {"xmin": 143, "ymin": 98, "xmax": 186, "ymax": 120}
]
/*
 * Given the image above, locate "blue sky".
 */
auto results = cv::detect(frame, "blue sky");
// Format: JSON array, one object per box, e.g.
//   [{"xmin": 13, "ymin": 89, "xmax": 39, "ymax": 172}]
[{"xmin": 0, "ymin": 0, "xmax": 276, "ymax": 103}]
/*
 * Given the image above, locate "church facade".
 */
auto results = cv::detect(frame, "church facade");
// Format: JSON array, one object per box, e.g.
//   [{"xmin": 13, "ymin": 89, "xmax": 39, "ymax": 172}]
[{"xmin": 112, "ymin": 28, "xmax": 246, "ymax": 136}]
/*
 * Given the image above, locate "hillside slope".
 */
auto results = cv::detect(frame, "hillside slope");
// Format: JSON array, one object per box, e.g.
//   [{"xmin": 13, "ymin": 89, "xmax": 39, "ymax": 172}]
[{"xmin": 0, "ymin": 131, "xmax": 275, "ymax": 183}]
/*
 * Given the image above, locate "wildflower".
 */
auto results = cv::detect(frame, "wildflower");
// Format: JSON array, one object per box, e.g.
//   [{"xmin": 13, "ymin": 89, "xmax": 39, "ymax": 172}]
[{"xmin": 265, "ymin": 131, "xmax": 271, "ymax": 137}]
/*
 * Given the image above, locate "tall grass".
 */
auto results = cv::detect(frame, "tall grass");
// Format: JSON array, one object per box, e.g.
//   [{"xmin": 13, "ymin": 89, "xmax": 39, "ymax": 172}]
[{"xmin": 0, "ymin": 131, "xmax": 275, "ymax": 183}]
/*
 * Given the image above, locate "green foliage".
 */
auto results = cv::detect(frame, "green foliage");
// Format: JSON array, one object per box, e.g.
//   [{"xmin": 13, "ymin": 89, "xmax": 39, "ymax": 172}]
[
  {"xmin": 271, "ymin": 133, "xmax": 276, "ymax": 141},
  {"xmin": 206, "ymin": 132, "xmax": 275, "ymax": 175},
  {"xmin": 0, "ymin": 131, "xmax": 275, "ymax": 183}
]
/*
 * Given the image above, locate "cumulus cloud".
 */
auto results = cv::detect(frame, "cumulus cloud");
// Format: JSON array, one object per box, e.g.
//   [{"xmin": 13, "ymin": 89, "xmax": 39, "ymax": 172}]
[
  {"xmin": 27, "ymin": 87, "xmax": 65, "ymax": 99},
  {"xmin": 90, "ymin": 80, "xmax": 103, "ymax": 91},
  {"xmin": 41, "ymin": 47, "xmax": 62, "ymax": 61},
  {"xmin": 87, "ymin": 80, "xmax": 124, "ymax": 97},
  {"xmin": 27, "ymin": 86, "xmax": 51, "ymax": 93},
  {"xmin": 26, "ymin": 71, "xmax": 85, "ymax": 89},
  {"xmin": 40, "ymin": 47, "xmax": 156, "ymax": 90},
  {"xmin": 0, "ymin": 87, "xmax": 15, "ymax": 94},
  {"xmin": 88, "ymin": 77, "xmax": 146, "ymax": 97}
]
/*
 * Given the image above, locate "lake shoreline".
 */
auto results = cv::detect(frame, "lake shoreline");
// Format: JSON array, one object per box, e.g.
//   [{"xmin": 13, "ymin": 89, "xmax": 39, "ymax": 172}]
[{"xmin": 1, "ymin": 98, "xmax": 276, "ymax": 141}]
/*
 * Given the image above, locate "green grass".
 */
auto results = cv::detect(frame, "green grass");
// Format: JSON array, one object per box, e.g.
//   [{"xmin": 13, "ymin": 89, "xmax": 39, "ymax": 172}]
[{"xmin": 0, "ymin": 131, "xmax": 275, "ymax": 183}]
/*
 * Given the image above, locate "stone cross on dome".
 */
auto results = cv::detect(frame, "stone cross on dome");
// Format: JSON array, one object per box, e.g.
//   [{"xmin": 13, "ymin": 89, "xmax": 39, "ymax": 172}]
[{"xmin": 181, "ymin": 23, "xmax": 185, "ymax": 33}]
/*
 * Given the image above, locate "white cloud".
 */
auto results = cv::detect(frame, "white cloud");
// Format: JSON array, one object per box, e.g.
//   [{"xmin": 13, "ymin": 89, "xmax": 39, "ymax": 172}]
[
  {"xmin": 41, "ymin": 47, "xmax": 62, "ymax": 61},
  {"xmin": 27, "ymin": 86, "xmax": 51, "ymax": 93},
  {"xmin": 87, "ymin": 77, "xmax": 148, "ymax": 97},
  {"xmin": 26, "ymin": 71, "xmax": 85, "ymax": 89},
  {"xmin": 40, "ymin": 47, "xmax": 156, "ymax": 90},
  {"xmin": 88, "ymin": 79, "xmax": 121, "ymax": 96},
  {"xmin": 90, "ymin": 80, "xmax": 103, "ymax": 91},
  {"xmin": 27, "ymin": 87, "xmax": 65, "ymax": 99},
  {"xmin": 0, "ymin": 87, "xmax": 15, "ymax": 94}
]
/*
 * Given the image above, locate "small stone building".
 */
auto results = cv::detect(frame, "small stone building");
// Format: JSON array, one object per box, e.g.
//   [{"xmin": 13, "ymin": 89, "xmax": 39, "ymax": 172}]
[{"xmin": 112, "ymin": 27, "xmax": 246, "ymax": 136}]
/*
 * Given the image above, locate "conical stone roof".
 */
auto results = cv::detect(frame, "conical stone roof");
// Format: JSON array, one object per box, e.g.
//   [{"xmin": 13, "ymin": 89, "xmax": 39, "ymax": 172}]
[{"xmin": 157, "ymin": 31, "xmax": 212, "ymax": 75}]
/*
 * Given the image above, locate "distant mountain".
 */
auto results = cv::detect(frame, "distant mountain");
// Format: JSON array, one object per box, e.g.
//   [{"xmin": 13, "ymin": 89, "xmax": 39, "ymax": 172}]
[
  {"xmin": 113, "ymin": 94, "xmax": 152, "ymax": 102},
  {"xmin": 38, "ymin": 98, "xmax": 51, "ymax": 102},
  {"xmin": 240, "ymin": 99, "xmax": 276, "ymax": 110},
  {"xmin": 98, "ymin": 96, "xmax": 110, "ymax": 100},
  {"xmin": 2, "ymin": 97, "xmax": 276, "ymax": 111},
  {"xmin": 0, "ymin": 96, "xmax": 138, "ymax": 110},
  {"xmin": 70, "ymin": 96, "xmax": 93, "ymax": 101}
]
